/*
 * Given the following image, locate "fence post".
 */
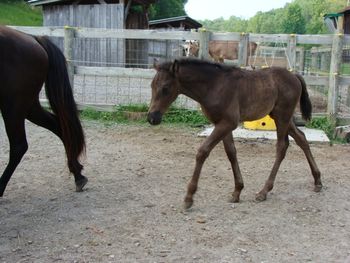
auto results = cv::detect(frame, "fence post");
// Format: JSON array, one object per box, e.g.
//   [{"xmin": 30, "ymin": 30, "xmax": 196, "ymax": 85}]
[
  {"xmin": 238, "ymin": 32, "xmax": 249, "ymax": 67},
  {"xmin": 328, "ymin": 24, "xmax": 344, "ymax": 124},
  {"xmin": 198, "ymin": 29, "xmax": 210, "ymax": 60},
  {"xmin": 297, "ymin": 47, "xmax": 305, "ymax": 73},
  {"xmin": 287, "ymin": 34, "xmax": 297, "ymax": 71},
  {"xmin": 64, "ymin": 26, "xmax": 75, "ymax": 90},
  {"xmin": 311, "ymin": 47, "xmax": 318, "ymax": 74}
]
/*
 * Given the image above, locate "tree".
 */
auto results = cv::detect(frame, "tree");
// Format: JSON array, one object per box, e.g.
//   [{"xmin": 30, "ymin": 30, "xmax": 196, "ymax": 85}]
[
  {"xmin": 149, "ymin": 0, "xmax": 187, "ymax": 20},
  {"xmin": 281, "ymin": 3, "xmax": 305, "ymax": 34},
  {"xmin": 194, "ymin": 0, "xmax": 347, "ymax": 34}
]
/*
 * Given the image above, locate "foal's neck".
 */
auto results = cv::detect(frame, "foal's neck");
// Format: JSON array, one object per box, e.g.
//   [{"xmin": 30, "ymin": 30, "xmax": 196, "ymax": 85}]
[{"xmin": 177, "ymin": 72, "xmax": 212, "ymax": 104}]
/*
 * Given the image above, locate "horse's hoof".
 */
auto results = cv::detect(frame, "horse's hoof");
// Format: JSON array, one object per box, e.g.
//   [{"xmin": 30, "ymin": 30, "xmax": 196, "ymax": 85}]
[
  {"xmin": 75, "ymin": 176, "xmax": 88, "ymax": 192},
  {"xmin": 183, "ymin": 201, "xmax": 193, "ymax": 210},
  {"xmin": 255, "ymin": 192, "xmax": 267, "ymax": 202},
  {"xmin": 314, "ymin": 184, "xmax": 322, "ymax": 193}
]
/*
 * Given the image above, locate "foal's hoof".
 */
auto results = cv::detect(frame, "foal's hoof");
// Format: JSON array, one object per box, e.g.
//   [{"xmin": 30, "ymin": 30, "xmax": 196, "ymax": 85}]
[
  {"xmin": 229, "ymin": 192, "xmax": 241, "ymax": 203},
  {"xmin": 75, "ymin": 176, "xmax": 88, "ymax": 192},
  {"xmin": 314, "ymin": 184, "xmax": 323, "ymax": 193},
  {"xmin": 183, "ymin": 200, "xmax": 193, "ymax": 210},
  {"xmin": 255, "ymin": 192, "xmax": 267, "ymax": 202}
]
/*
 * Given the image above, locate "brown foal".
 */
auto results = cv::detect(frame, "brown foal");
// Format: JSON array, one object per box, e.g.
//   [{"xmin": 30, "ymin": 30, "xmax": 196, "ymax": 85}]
[{"xmin": 148, "ymin": 58, "xmax": 322, "ymax": 209}]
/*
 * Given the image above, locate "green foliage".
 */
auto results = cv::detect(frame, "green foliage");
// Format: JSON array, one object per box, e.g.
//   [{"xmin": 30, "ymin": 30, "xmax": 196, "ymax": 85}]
[
  {"xmin": 162, "ymin": 107, "xmax": 209, "ymax": 126},
  {"xmin": 280, "ymin": 3, "xmax": 305, "ymax": 34},
  {"xmin": 80, "ymin": 105, "xmax": 209, "ymax": 127},
  {"xmin": 149, "ymin": 0, "xmax": 187, "ymax": 20},
  {"xmin": 306, "ymin": 117, "xmax": 335, "ymax": 140},
  {"xmin": 80, "ymin": 108, "xmax": 129, "ymax": 123},
  {"xmin": 200, "ymin": 0, "xmax": 347, "ymax": 34},
  {"xmin": 0, "ymin": 0, "xmax": 42, "ymax": 26}
]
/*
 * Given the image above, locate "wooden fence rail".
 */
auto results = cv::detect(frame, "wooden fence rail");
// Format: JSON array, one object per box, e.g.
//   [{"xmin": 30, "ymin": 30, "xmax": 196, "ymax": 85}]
[{"xmin": 9, "ymin": 25, "xmax": 350, "ymax": 123}]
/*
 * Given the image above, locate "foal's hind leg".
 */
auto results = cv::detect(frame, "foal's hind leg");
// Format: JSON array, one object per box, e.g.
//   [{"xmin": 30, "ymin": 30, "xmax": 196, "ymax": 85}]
[
  {"xmin": 256, "ymin": 120, "xmax": 290, "ymax": 201},
  {"xmin": 27, "ymin": 102, "xmax": 87, "ymax": 192},
  {"xmin": 0, "ymin": 114, "xmax": 28, "ymax": 197},
  {"xmin": 288, "ymin": 122, "xmax": 322, "ymax": 192},
  {"xmin": 223, "ymin": 133, "xmax": 244, "ymax": 202}
]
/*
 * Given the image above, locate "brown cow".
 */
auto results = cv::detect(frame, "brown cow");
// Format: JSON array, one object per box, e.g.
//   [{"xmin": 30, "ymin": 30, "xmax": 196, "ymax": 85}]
[{"xmin": 185, "ymin": 40, "xmax": 257, "ymax": 64}]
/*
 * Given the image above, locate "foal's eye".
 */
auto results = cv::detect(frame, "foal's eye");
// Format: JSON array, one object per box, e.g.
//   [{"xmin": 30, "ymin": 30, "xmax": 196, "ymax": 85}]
[{"xmin": 162, "ymin": 87, "xmax": 169, "ymax": 96}]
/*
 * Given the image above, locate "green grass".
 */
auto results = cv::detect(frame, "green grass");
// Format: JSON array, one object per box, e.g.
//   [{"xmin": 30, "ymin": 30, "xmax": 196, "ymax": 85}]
[
  {"xmin": 0, "ymin": 0, "xmax": 42, "ymax": 26},
  {"xmin": 306, "ymin": 117, "xmax": 334, "ymax": 139},
  {"xmin": 306, "ymin": 116, "xmax": 347, "ymax": 143},
  {"xmin": 80, "ymin": 105, "xmax": 210, "ymax": 127}
]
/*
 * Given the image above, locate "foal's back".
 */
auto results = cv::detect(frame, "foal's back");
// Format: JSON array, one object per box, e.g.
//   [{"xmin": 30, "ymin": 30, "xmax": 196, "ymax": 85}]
[{"xmin": 224, "ymin": 67, "xmax": 302, "ymax": 122}]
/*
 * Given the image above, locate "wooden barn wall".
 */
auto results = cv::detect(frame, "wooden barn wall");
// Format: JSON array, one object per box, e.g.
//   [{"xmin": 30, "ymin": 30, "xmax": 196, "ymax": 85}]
[
  {"xmin": 125, "ymin": 12, "xmax": 149, "ymax": 68},
  {"xmin": 43, "ymin": 4, "xmax": 125, "ymax": 67}
]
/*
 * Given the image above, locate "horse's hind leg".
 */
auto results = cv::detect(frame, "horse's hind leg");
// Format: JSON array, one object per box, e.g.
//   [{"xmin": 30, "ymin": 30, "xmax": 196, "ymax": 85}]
[
  {"xmin": 0, "ymin": 113, "xmax": 28, "ymax": 197},
  {"xmin": 256, "ymin": 119, "xmax": 290, "ymax": 201},
  {"xmin": 26, "ymin": 101, "xmax": 87, "ymax": 191},
  {"xmin": 288, "ymin": 122, "xmax": 322, "ymax": 192},
  {"xmin": 223, "ymin": 133, "xmax": 244, "ymax": 202}
]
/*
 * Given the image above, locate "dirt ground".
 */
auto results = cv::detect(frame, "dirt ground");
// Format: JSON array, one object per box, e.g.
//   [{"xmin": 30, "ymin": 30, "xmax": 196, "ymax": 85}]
[{"xmin": 0, "ymin": 120, "xmax": 349, "ymax": 263}]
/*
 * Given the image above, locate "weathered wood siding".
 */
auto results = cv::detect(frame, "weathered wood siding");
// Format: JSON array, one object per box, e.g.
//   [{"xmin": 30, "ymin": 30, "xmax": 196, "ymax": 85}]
[{"xmin": 43, "ymin": 4, "xmax": 125, "ymax": 67}]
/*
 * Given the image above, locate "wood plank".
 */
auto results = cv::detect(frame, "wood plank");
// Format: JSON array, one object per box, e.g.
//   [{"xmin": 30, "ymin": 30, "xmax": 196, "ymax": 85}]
[
  {"xmin": 210, "ymin": 32, "xmax": 241, "ymax": 41},
  {"xmin": 303, "ymin": 75, "xmax": 329, "ymax": 86},
  {"xmin": 75, "ymin": 28, "xmax": 200, "ymax": 41},
  {"xmin": 75, "ymin": 66, "xmax": 156, "ymax": 78},
  {"xmin": 9, "ymin": 26, "xmax": 64, "ymax": 37}
]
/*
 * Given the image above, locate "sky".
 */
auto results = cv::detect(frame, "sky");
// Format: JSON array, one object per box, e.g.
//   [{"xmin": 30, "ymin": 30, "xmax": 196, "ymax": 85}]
[{"xmin": 185, "ymin": 0, "xmax": 293, "ymax": 20}]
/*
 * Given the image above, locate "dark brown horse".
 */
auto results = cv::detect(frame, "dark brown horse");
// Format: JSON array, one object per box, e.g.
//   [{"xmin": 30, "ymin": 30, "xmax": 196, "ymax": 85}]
[
  {"xmin": 0, "ymin": 26, "xmax": 87, "ymax": 197},
  {"xmin": 148, "ymin": 58, "xmax": 322, "ymax": 209}
]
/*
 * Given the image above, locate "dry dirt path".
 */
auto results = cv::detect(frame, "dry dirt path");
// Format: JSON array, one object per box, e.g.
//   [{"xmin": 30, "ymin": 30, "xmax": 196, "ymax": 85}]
[{"xmin": 0, "ymin": 120, "xmax": 349, "ymax": 263}]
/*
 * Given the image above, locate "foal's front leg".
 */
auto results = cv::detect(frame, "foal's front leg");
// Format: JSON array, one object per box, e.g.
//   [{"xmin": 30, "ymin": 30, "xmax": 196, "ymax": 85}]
[
  {"xmin": 223, "ymin": 133, "xmax": 244, "ymax": 202},
  {"xmin": 184, "ymin": 122, "xmax": 233, "ymax": 209}
]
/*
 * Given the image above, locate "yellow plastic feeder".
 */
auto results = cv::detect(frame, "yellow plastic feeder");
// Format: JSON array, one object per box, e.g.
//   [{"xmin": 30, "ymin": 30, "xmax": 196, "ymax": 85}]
[{"xmin": 244, "ymin": 115, "xmax": 276, "ymax": 131}]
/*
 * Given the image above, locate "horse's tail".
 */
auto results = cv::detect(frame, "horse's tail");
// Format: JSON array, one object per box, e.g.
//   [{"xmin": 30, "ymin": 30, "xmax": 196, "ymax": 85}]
[
  {"xmin": 34, "ymin": 36, "xmax": 85, "ymax": 163},
  {"xmin": 296, "ymin": 74, "xmax": 312, "ymax": 121}
]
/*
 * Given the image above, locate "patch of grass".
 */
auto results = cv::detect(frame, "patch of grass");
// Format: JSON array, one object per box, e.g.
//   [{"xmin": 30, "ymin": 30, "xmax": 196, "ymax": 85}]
[
  {"xmin": 0, "ymin": 1, "xmax": 42, "ymax": 26},
  {"xmin": 162, "ymin": 107, "xmax": 209, "ymax": 126},
  {"xmin": 305, "ymin": 116, "xmax": 346, "ymax": 143},
  {"xmin": 80, "ymin": 108, "xmax": 131, "ymax": 123},
  {"xmin": 306, "ymin": 117, "xmax": 334, "ymax": 139},
  {"xmin": 79, "ymin": 105, "xmax": 209, "ymax": 127}
]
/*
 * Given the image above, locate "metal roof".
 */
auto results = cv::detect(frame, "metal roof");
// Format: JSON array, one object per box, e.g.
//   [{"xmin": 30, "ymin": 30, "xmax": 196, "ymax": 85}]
[
  {"xmin": 26, "ymin": 0, "xmax": 156, "ymax": 6},
  {"xmin": 149, "ymin": 16, "xmax": 202, "ymax": 30}
]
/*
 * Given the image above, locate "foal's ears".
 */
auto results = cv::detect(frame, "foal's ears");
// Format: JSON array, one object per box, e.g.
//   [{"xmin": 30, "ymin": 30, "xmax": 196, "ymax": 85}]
[
  {"xmin": 153, "ymin": 58, "xmax": 160, "ymax": 71},
  {"xmin": 170, "ymin": 60, "xmax": 179, "ymax": 75}
]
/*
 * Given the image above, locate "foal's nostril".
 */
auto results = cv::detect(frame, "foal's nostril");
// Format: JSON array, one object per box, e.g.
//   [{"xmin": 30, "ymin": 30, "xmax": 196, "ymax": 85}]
[
  {"xmin": 147, "ymin": 111, "xmax": 162, "ymax": 125},
  {"xmin": 147, "ymin": 113, "xmax": 153, "ymax": 124}
]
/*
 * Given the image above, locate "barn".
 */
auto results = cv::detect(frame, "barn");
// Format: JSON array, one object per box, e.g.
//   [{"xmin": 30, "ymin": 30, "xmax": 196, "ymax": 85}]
[{"xmin": 26, "ymin": 0, "xmax": 157, "ymax": 67}]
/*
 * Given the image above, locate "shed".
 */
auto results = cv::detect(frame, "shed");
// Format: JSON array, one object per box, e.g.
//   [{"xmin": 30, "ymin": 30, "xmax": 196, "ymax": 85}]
[
  {"xmin": 324, "ymin": 6, "xmax": 350, "ymax": 34},
  {"xmin": 26, "ymin": 0, "xmax": 157, "ymax": 67},
  {"xmin": 148, "ymin": 16, "xmax": 202, "ymax": 64},
  {"xmin": 324, "ymin": 6, "xmax": 350, "ymax": 62}
]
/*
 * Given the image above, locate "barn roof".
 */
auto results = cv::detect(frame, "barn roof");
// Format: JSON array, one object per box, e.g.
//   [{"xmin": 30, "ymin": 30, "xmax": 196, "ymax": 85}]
[
  {"xmin": 26, "ymin": 0, "xmax": 156, "ymax": 6},
  {"xmin": 149, "ymin": 16, "xmax": 202, "ymax": 30}
]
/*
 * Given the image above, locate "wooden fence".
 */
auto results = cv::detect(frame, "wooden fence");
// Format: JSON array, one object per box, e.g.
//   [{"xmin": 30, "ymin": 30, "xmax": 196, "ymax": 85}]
[{"xmin": 9, "ymin": 25, "xmax": 350, "ymax": 123}]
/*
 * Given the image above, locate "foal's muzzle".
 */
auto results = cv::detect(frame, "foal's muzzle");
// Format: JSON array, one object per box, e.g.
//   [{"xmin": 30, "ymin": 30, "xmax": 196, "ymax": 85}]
[{"xmin": 147, "ymin": 111, "xmax": 162, "ymax": 125}]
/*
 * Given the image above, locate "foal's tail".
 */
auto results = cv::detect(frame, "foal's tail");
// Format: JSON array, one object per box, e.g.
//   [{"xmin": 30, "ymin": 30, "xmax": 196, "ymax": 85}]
[
  {"xmin": 34, "ymin": 36, "xmax": 85, "ymax": 163},
  {"xmin": 296, "ymin": 74, "xmax": 312, "ymax": 121}
]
